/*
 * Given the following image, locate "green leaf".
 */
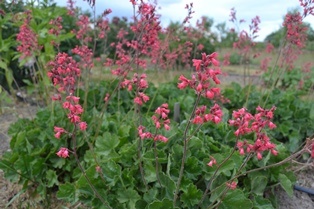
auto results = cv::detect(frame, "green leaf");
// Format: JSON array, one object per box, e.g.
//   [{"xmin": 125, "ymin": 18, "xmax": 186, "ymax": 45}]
[
  {"xmin": 253, "ymin": 195, "xmax": 274, "ymax": 209},
  {"xmin": 278, "ymin": 173, "xmax": 293, "ymax": 197},
  {"xmin": 220, "ymin": 189, "xmax": 253, "ymax": 209},
  {"xmin": 118, "ymin": 124, "xmax": 131, "ymax": 138},
  {"xmin": 181, "ymin": 183, "xmax": 202, "ymax": 208},
  {"xmin": 57, "ymin": 182, "xmax": 77, "ymax": 203},
  {"xmin": 147, "ymin": 198, "xmax": 174, "ymax": 209},
  {"xmin": 76, "ymin": 166, "xmax": 100, "ymax": 198},
  {"xmin": 159, "ymin": 172, "xmax": 176, "ymax": 199},
  {"xmin": 46, "ymin": 170, "xmax": 59, "ymax": 188},
  {"xmin": 310, "ymin": 104, "xmax": 314, "ymax": 120},
  {"xmin": 118, "ymin": 143, "xmax": 137, "ymax": 166},
  {"xmin": 49, "ymin": 157, "xmax": 66, "ymax": 169},
  {"xmin": 101, "ymin": 160, "xmax": 121, "ymax": 186},
  {"xmin": 144, "ymin": 161, "xmax": 157, "ymax": 183},
  {"xmin": 251, "ymin": 175, "xmax": 268, "ymax": 196},
  {"xmin": 11, "ymin": 131, "xmax": 26, "ymax": 150},
  {"xmin": 288, "ymin": 130, "xmax": 301, "ymax": 153},
  {"xmin": 143, "ymin": 188, "xmax": 158, "ymax": 203},
  {"xmin": 117, "ymin": 188, "xmax": 140, "ymax": 209},
  {"xmin": 184, "ymin": 156, "xmax": 202, "ymax": 180},
  {"xmin": 95, "ymin": 132, "xmax": 119, "ymax": 156},
  {"xmin": 0, "ymin": 59, "xmax": 8, "ymax": 70},
  {"xmin": 0, "ymin": 159, "xmax": 20, "ymax": 182},
  {"xmin": 31, "ymin": 158, "xmax": 45, "ymax": 177}
]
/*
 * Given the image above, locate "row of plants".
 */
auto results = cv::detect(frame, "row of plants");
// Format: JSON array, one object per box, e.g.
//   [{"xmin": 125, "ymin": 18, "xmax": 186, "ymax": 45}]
[
  {"xmin": 1, "ymin": 78, "xmax": 313, "ymax": 208},
  {"xmin": 0, "ymin": 0, "xmax": 314, "ymax": 208}
]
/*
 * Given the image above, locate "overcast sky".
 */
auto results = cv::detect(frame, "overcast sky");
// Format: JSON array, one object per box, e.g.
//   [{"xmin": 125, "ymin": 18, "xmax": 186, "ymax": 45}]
[{"xmin": 55, "ymin": 0, "xmax": 314, "ymax": 41}]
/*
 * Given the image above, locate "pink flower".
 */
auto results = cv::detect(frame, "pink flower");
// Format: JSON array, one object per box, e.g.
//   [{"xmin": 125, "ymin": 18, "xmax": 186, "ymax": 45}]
[
  {"xmin": 192, "ymin": 59, "xmax": 202, "ymax": 71},
  {"xmin": 137, "ymin": 126, "xmax": 152, "ymax": 140},
  {"xmin": 192, "ymin": 116, "xmax": 203, "ymax": 124},
  {"xmin": 134, "ymin": 97, "xmax": 143, "ymax": 105},
  {"xmin": 154, "ymin": 135, "xmax": 168, "ymax": 143},
  {"xmin": 226, "ymin": 181, "xmax": 237, "ymax": 190},
  {"xmin": 130, "ymin": 0, "xmax": 136, "ymax": 5},
  {"xmin": 96, "ymin": 165, "xmax": 102, "ymax": 173},
  {"xmin": 178, "ymin": 75, "xmax": 190, "ymax": 89},
  {"xmin": 79, "ymin": 122, "xmax": 87, "ymax": 131},
  {"xmin": 56, "ymin": 147, "xmax": 69, "ymax": 158},
  {"xmin": 54, "ymin": 126, "xmax": 66, "ymax": 139},
  {"xmin": 207, "ymin": 156, "xmax": 217, "ymax": 167},
  {"xmin": 104, "ymin": 93, "xmax": 110, "ymax": 102},
  {"xmin": 139, "ymin": 92, "xmax": 150, "ymax": 103}
]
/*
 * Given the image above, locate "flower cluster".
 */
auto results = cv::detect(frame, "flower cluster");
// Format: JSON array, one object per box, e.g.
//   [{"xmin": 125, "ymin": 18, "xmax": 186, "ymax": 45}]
[
  {"xmin": 249, "ymin": 16, "xmax": 261, "ymax": 39},
  {"xmin": 152, "ymin": 103, "xmax": 170, "ymax": 130},
  {"xmin": 48, "ymin": 52, "xmax": 81, "ymax": 94},
  {"xmin": 229, "ymin": 106, "xmax": 277, "ymax": 160},
  {"xmin": 299, "ymin": 0, "xmax": 314, "ymax": 17},
  {"xmin": 54, "ymin": 126, "xmax": 67, "ymax": 139},
  {"xmin": 223, "ymin": 53, "xmax": 230, "ymax": 66},
  {"xmin": 129, "ymin": 2, "xmax": 161, "ymax": 59},
  {"xmin": 66, "ymin": 0, "xmax": 76, "ymax": 16},
  {"xmin": 56, "ymin": 147, "xmax": 70, "ymax": 158},
  {"xmin": 49, "ymin": 16, "xmax": 63, "ymax": 36},
  {"xmin": 233, "ymin": 31, "xmax": 254, "ymax": 55},
  {"xmin": 178, "ymin": 52, "xmax": 221, "ymax": 98},
  {"xmin": 48, "ymin": 52, "xmax": 87, "ymax": 158},
  {"xmin": 97, "ymin": 18, "xmax": 110, "ymax": 39},
  {"xmin": 260, "ymin": 57, "xmax": 272, "ymax": 71},
  {"xmin": 137, "ymin": 104, "xmax": 170, "ymax": 143},
  {"xmin": 226, "ymin": 181, "xmax": 237, "ymax": 190},
  {"xmin": 121, "ymin": 73, "xmax": 150, "ymax": 106},
  {"xmin": 265, "ymin": 42, "xmax": 274, "ymax": 53},
  {"xmin": 183, "ymin": 3, "xmax": 195, "ymax": 24},
  {"xmin": 192, "ymin": 104, "xmax": 222, "ymax": 125},
  {"xmin": 74, "ymin": 15, "xmax": 92, "ymax": 42},
  {"xmin": 283, "ymin": 12, "xmax": 308, "ymax": 48},
  {"xmin": 16, "ymin": 11, "xmax": 40, "ymax": 60},
  {"xmin": 63, "ymin": 95, "xmax": 87, "ymax": 126},
  {"xmin": 72, "ymin": 45, "xmax": 94, "ymax": 69}
]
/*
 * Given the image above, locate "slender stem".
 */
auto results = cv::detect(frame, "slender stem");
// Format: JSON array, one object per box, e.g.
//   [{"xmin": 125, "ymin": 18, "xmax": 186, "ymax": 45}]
[
  {"xmin": 207, "ymin": 187, "xmax": 229, "ymax": 209},
  {"xmin": 173, "ymin": 93, "xmax": 202, "ymax": 207},
  {"xmin": 138, "ymin": 137, "xmax": 148, "ymax": 190},
  {"xmin": 154, "ymin": 140, "xmax": 162, "ymax": 187},
  {"xmin": 198, "ymin": 137, "xmax": 239, "ymax": 206},
  {"xmin": 72, "ymin": 131, "xmax": 112, "ymax": 209},
  {"xmin": 261, "ymin": 40, "xmax": 286, "ymax": 107},
  {"xmin": 186, "ymin": 124, "xmax": 203, "ymax": 143},
  {"xmin": 234, "ymin": 149, "xmax": 305, "ymax": 179},
  {"xmin": 208, "ymin": 153, "xmax": 253, "ymax": 209}
]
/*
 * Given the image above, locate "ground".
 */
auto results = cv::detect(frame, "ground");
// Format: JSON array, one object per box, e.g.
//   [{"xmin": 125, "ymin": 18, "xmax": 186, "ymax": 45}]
[{"xmin": 0, "ymin": 74, "xmax": 313, "ymax": 208}]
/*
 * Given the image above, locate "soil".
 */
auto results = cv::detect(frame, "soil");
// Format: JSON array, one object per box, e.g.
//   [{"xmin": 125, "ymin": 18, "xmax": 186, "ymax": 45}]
[{"xmin": 0, "ymin": 76, "xmax": 314, "ymax": 208}]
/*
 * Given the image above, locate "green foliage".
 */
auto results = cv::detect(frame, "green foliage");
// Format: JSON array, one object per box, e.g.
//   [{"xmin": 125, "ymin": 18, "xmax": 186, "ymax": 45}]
[
  {"xmin": 264, "ymin": 28, "xmax": 285, "ymax": 48},
  {"xmin": 0, "ymin": 1, "xmax": 76, "ymax": 96},
  {"xmin": 0, "ymin": 80, "xmax": 300, "ymax": 208},
  {"xmin": 228, "ymin": 52, "xmax": 242, "ymax": 65},
  {"xmin": 215, "ymin": 22, "xmax": 238, "ymax": 48},
  {"xmin": 262, "ymin": 66, "xmax": 314, "ymax": 94}
]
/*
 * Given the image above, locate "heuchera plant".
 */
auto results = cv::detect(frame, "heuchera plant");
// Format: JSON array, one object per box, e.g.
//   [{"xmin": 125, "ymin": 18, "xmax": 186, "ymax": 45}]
[{"xmin": 1, "ymin": 0, "xmax": 314, "ymax": 208}]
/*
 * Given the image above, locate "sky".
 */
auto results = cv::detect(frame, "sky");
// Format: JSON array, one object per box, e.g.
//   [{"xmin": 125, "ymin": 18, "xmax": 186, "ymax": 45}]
[{"xmin": 55, "ymin": 0, "xmax": 314, "ymax": 41}]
